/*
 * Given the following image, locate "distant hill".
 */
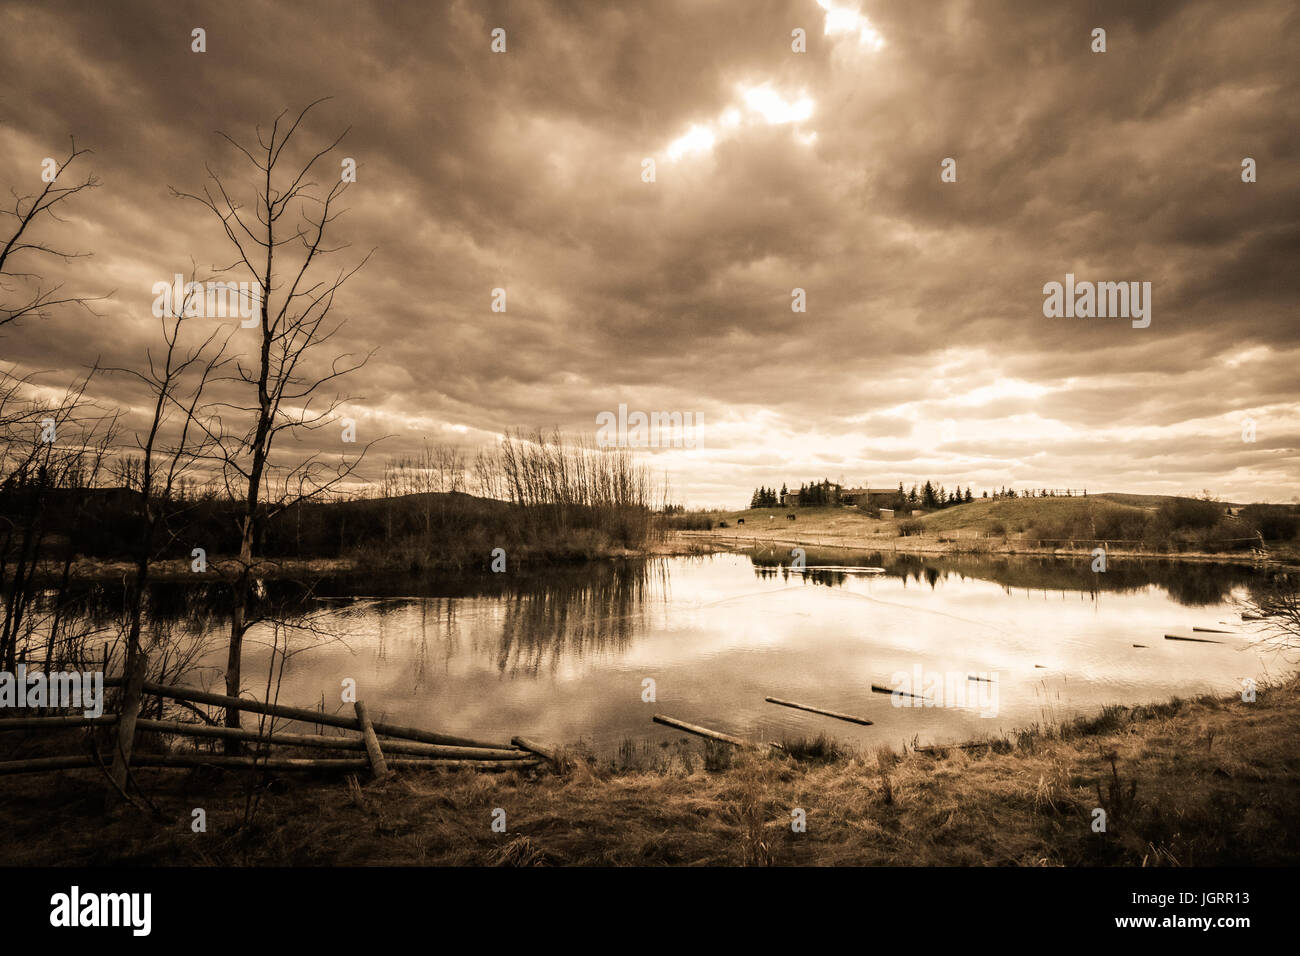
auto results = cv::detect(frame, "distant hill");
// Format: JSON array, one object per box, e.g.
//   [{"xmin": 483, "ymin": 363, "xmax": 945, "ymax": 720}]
[
  {"xmin": 916, "ymin": 495, "xmax": 1149, "ymax": 533},
  {"xmin": 1096, "ymin": 492, "xmax": 1245, "ymax": 510}
]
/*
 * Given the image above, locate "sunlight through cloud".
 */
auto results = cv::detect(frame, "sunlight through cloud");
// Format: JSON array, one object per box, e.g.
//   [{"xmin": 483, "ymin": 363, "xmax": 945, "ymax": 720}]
[
  {"xmin": 742, "ymin": 86, "xmax": 815, "ymax": 124},
  {"xmin": 817, "ymin": 0, "xmax": 886, "ymax": 50},
  {"xmin": 667, "ymin": 124, "xmax": 716, "ymax": 160}
]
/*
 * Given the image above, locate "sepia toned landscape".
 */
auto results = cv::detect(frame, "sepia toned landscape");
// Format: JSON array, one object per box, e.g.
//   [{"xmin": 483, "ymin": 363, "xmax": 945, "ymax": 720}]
[{"xmin": 0, "ymin": 0, "xmax": 1297, "ymax": 937}]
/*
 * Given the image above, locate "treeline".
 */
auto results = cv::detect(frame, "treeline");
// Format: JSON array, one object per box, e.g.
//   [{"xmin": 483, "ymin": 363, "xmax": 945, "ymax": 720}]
[
  {"xmin": 746, "ymin": 479, "xmax": 842, "ymax": 507},
  {"xmin": 745, "ymin": 480, "xmax": 1089, "ymax": 511},
  {"xmin": 892, "ymin": 483, "xmax": 1086, "ymax": 509},
  {"xmin": 0, "ymin": 432, "xmax": 665, "ymax": 569}
]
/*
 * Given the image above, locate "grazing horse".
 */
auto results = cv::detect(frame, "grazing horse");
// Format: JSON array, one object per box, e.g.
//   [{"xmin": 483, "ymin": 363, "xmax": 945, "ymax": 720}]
[{"xmin": 787, "ymin": 513, "xmax": 797, "ymax": 521}]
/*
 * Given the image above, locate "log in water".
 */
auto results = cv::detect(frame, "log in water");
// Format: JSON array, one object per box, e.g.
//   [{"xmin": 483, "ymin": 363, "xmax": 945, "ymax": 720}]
[
  {"xmin": 653, "ymin": 714, "xmax": 753, "ymax": 747},
  {"xmin": 764, "ymin": 696, "xmax": 873, "ymax": 725}
]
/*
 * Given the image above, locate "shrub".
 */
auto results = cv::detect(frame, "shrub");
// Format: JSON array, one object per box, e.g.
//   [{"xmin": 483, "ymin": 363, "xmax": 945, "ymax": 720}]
[
  {"xmin": 1157, "ymin": 497, "xmax": 1223, "ymax": 531},
  {"xmin": 1239, "ymin": 505, "xmax": 1300, "ymax": 541}
]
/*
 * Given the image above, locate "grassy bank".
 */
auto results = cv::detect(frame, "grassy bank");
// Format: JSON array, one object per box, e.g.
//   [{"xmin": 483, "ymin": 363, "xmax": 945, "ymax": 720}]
[
  {"xmin": 3, "ymin": 676, "xmax": 1297, "ymax": 866},
  {"xmin": 685, "ymin": 498, "xmax": 1300, "ymax": 566}
]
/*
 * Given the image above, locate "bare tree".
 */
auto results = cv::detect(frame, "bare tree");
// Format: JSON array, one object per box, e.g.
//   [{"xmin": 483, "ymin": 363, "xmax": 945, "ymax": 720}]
[
  {"xmin": 101, "ymin": 275, "xmax": 230, "ymax": 789},
  {"xmin": 173, "ymin": 100, "xmax": 376, "ymax": 742},
  {"xmin": 0, "ymin": 136, "xmax": 116, "ymax": 674},
  {"xmin": 1240, "ymin": 572, "xmax": 1300, "ymax": 655},
  {"xmin": 0, "ymin": 138, "xmax": 105, "ymax": 330},
  {"xmin": 0, "ymin": 369, "xmax": 117, "ymax": 670}
]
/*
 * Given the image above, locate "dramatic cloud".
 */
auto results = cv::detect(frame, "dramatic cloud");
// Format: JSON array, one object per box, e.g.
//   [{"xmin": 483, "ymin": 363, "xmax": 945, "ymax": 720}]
[{"xmin": 1, "ymin": 0, "xmax": 1296, "ymax": 505}]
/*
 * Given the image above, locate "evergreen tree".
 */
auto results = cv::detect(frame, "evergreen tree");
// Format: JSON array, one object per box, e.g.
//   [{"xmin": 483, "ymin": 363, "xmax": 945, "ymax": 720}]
[{"xmin": 922, "ymin": 480, "xmax": 936, "ymax": 509}]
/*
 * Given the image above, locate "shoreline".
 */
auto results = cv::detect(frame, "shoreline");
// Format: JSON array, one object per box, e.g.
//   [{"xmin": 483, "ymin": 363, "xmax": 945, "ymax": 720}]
[
  {"xmin": 25, "ymin": 532, "xmax": 1287, "ymax": 585},
  {"xmin": 672, "ymin": 530, "xmax": 1296, "ymax": 568},
  {"xmin": 2, "ymin": 675, "xmax": 1295, "ymax": 865}
]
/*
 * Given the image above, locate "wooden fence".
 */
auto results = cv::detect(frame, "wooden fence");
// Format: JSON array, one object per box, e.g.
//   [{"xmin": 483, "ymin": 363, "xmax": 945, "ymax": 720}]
[{"xmin": 0, "ymin": 670, "xmax": 556, "ymax": 782}]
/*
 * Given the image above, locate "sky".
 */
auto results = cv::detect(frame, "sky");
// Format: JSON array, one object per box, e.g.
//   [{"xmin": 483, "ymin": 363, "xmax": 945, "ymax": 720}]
[{"xmin": 1, "ymin": 0, "xmax": 1297, "ymax": 507}]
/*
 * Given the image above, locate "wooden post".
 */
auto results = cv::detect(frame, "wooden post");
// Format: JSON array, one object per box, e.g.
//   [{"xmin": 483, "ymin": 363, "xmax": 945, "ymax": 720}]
[
  {"xmin": 354, "ymin": 701, "xmax": 389, "ymax": 780},
  {"xmin": 109, "ymin": 648, "xmax": 147, "ymax": 795}
]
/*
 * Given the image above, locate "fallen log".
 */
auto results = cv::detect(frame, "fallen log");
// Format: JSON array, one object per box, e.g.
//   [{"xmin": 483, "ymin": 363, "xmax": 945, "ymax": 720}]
[
  {"xmin": 653, "ymin": 714, "xmax": 753, "ymax": 748},
  {"xmin": 0, "ymin": 753, "xmax": 543, "ymax": 775},
  {"xmin": 510, "ymin": 736, "xmax": 560, "ymax": 763},
  {"xmin": 130, "ymin": 718, "xmax": 526, "ymax": 760},
  {"xmin": 871, "ymin": 684, "xmax": 929, "ymax": 701},
  {"xmin": 764, "ymin": 696, "xmax": 872, "ymax": 725},
  {"xmin": 915, "ymin": 741, "xmax": 991, "ymax": 754},
  {"xmin": 0, "ymin": 715, "xmax": 117, "ymax": 731},
  {"xmin": 0, "ymin": 755, "xmax": 106, "ymax": 776},
  {"xmin": 117, "ymin": 680, "xmax": 515, "ymax": 750}
]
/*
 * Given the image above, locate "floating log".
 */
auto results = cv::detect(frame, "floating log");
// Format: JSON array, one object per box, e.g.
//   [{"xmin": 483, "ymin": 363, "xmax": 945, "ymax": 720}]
[
  {"xmin": 1133, "ymin": 644, "xmax": 1148, "ymax": 648},
  {"xmin": 1034, "ymin": 664, "xmax": 1047, "ymax": 668},
  {"xmin": 764, "ymin": 696, "xmax": 872, "ymax": 725},
  {"xmin": 871, "ymin": 684, "xmax": 929, "ymax": 701},
  {"xmin": 354, "ymin": 701, "xmax": 390, "ymax": 780},
  {"xmin": 653, "ymin": 714, "xmax": 757, "ymax": 749},
  {"xmin": 966, "ymin": 675, "xmax": 995, "ymax": 683},
  {"xmin": 123, "ymin": 680, "xmax": 516, "ymax": 751},
  {"xmin": 1193, "ymin": 627, "xmax": 1235, "ymax": 634},
  {"xmin": 1164, "ymin": 634, "xmax": 1224, "ymax": 644},
  {"xmin": 0, "ymin": 715, "xmax": 118, "ymax": 731}
]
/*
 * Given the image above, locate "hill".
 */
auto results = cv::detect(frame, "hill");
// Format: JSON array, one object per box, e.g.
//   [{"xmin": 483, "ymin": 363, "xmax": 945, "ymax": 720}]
[
  {"xmin": 917, "ymin": 496, "xmax": 1149, "ymax": 537},
  {"xmin": 1096, "ymin": 492, "xmax": 1246, "ymax": 510}
]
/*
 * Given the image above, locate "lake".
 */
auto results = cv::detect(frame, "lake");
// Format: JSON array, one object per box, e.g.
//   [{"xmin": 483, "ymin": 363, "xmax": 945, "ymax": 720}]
[{"xmin": 106, "ymin": 549, "xmax": 1283, "ymax": 756}]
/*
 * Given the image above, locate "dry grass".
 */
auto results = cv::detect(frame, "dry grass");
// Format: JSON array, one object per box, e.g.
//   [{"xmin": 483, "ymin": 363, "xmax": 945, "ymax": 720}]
[{"xmin": 2, "ymin": 676, "xmax": 1298, "ymax": 866}]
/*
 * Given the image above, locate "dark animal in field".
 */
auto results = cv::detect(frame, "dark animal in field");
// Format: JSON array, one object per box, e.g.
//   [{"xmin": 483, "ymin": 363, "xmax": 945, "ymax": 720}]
[
  {"xmin": 737, "ymin": 518, "xmax": 745, "ymax": 525},
  {"xmin": 787, "ymin": 513, "xmax": 796, "ymax": 521}
]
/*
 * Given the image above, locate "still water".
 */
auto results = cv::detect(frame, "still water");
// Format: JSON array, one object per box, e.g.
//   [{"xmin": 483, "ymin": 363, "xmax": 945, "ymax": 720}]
[{"xmin": 164, "ymin": 550, "xmax": 1284, "ymax": 755}]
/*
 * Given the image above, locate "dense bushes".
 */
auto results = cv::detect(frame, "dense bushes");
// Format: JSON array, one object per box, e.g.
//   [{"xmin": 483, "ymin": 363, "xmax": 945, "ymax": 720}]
[{"xmin": 1019, "ymin": 497, "xmax": 1299, "ymax": 553}]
